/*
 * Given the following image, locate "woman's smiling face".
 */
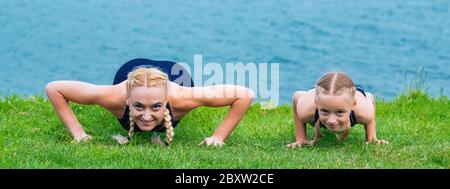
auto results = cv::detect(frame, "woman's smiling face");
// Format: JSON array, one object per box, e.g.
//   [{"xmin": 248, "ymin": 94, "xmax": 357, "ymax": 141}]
[{"xmin": 127, "ymin": 86, "xmax": 167, "ymax": 132}]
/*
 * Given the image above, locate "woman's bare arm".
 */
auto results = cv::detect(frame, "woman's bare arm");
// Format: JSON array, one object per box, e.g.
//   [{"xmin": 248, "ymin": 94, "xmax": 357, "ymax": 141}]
[
  {"xmin": 186, "ymin": 85, "xmax": 254, "ymax": 146},
  {"xmin": 45, "ymin": 81, "xmax": 117, "ymax": 141}
]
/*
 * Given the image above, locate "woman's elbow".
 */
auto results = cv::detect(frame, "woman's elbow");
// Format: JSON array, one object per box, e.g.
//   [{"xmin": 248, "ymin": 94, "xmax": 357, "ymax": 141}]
[
  {"xmin": 45, "ymin": 81, "xmax": 61, "ymax": 98},
  {"xmin": 243, "ymin": 88, "xmax": 255, "ymax": 100},
  {"xmin": 241, "ymin": 88, "xmax": 255, "ymax": 105}
]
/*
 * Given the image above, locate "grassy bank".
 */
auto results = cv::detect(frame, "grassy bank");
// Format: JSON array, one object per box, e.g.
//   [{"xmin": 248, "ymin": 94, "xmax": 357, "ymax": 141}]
[{"xmin": 0, "ymin": 91, "xmax": 448, "ymax": 168}]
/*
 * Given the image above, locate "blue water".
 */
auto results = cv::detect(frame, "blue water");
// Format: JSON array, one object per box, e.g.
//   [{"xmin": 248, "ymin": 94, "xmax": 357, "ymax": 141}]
[{"xmin": 1, "ymin": 0, "xmax": 449, "ymax": 104}]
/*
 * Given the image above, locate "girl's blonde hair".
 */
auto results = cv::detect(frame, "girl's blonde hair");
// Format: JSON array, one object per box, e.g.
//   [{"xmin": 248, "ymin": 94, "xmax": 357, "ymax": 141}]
[
  {"xmin": 315, "ymin": 72, "xmax": 356, "ymax": 97},
  {"xmin": 312, "ymin": 72, "xmax": 356, "ymax": 144},
  {"xmin": 126, "ymin": 67, "xmax": 174, "ymax": 145}
]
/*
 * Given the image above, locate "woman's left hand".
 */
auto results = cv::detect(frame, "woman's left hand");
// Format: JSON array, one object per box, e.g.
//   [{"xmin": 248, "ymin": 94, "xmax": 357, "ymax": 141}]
[{"xmin": 199, "ymin": 136, "xmax": 225, "ymax": 147}]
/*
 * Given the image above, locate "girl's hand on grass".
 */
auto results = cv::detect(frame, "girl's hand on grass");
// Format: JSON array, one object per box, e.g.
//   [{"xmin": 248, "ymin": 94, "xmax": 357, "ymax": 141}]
[
  {"xmin": 199, "ymin": 136, "xmax": 225, "ymax": 147},
  {"xmin": 73, "ymin": 132, "xmax": 92, "ymax": 143},
  {"xmin": 287, "ymin": 140, "xmax": 314, "ymax": 148},
  {"xmin": 365, "ymin": 139, "xmax": 389, "ymax": 145}
]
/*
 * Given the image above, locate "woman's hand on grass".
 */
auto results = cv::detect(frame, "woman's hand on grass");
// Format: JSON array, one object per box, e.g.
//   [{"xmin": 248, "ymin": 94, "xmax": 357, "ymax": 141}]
[
  {"xmin": 112, "ymin": 134, "xmax": 129, "ymax": 145},
  {"xmin": 73, "ymin": 132, "xmax": 92, "ymax": 143},
  {"xmin": 365, "ymin": 139, "xmax": 389, "ymax": 145},
  {"xmin": 199, "ymin": 136, "xmax": 225, "ymax": 147},
  {"xmin": 287, "ymin": 140, "xmax": 314, "ymax": 148}
]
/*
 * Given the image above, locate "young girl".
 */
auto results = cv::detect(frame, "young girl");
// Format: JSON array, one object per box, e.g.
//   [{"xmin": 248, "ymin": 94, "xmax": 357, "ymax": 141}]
[
  {"xmin": 46, "ymin": 58, "xmax": 254, "ymax": 147},
  {"xmin": 288, "ymin": 72, "xmax": 388, "ymax": 148}
]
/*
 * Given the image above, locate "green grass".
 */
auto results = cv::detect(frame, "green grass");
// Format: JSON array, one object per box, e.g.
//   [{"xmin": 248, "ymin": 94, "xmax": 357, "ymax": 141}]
[{"xmin": 0, "ymin": 91, "xmax": 448, "ymax": 168}]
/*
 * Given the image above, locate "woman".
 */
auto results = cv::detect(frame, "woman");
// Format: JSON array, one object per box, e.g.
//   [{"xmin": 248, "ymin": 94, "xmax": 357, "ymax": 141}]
[{"xmin": 45, "ymin": 58, "xmax": 254, "ymax": 147}]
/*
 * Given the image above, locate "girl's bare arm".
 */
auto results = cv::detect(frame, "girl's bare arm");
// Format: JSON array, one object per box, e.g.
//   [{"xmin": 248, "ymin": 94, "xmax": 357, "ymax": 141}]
[
  {"xmin": 288, "ymin": 91, "xmax": 314, "ymax": 148},
  {"xmin": 359, "ymin": 93, "xmax": 388, "ymax": 144}
]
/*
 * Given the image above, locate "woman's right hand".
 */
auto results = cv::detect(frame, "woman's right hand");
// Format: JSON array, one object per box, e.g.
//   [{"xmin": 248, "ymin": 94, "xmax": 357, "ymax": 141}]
[
  {"xmin": 72, "ymin": 132, "xmax": 92, "ymax": 143},
  {"xmin": 287, "ymin": 140, "xmax": 314, "ymax": 148},
  {"xmin": 46, "ymin": 81, "xmax": 116, "ymax": 143}
]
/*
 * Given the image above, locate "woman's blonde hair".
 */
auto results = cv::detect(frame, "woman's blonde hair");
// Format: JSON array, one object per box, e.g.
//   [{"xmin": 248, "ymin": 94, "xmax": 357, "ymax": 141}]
[
  {"xmin": 126, "ymin": 67, "xmax": 174, "ymax": 145},
  {"xmin": 312, "ymin": 72, "xmax": 356, "ymax": 144}
]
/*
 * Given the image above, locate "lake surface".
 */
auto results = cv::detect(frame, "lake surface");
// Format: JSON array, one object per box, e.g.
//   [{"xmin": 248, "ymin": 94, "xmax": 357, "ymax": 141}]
[{"xmin": 1, "ymin": 0, "xmax": 449, "ymax": 104}]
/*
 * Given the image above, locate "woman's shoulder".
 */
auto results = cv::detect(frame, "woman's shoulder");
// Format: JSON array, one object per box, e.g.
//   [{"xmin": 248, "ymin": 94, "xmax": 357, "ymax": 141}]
[
  {"xmin": 100, "ymin": 82, "xmax": 127, "ymax": 117},
  {"xmin": 167, "ymin": 83, "xmax": 197, "ymax": 110}
]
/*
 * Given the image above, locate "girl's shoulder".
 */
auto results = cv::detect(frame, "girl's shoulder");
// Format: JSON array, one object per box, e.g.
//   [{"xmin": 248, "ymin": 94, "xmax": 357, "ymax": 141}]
[
  {"xmin": 296, "ymin": 90, "xmax": 317, "ymax": 123},
  {"xmin": 354, "ymin": 92, "xmax": 375, "ymax": 124}
]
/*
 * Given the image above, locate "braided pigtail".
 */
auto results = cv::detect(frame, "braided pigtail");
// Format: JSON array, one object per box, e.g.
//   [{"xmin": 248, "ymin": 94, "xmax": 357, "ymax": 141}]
[
  {"xmin": 311, "ymin": 119, "xmax": 323, "ymax": 146},
  {"xmin": 163, "ymin": 109, "xmax": 174, "ymax": 144},
  {"xmin": 149, "ymin": 109, "xmax": 174, "ymax": 146},
  {"xmin": 335, "ymin": 127, "xmax": 351, "ymax": 141},
  {"xmin": 128, "ymin": 110, "xmax": 136, "ymax": 140},
  {"xmin": 111, "ymin": 109, "xmax": 135, "ymax": 145}
]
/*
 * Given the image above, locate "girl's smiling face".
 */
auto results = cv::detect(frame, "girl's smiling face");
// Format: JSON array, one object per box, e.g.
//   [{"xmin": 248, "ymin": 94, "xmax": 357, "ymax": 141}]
[{"xmin": 315, "ymin": 92, "xmax": 355, "ymax": 132}]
